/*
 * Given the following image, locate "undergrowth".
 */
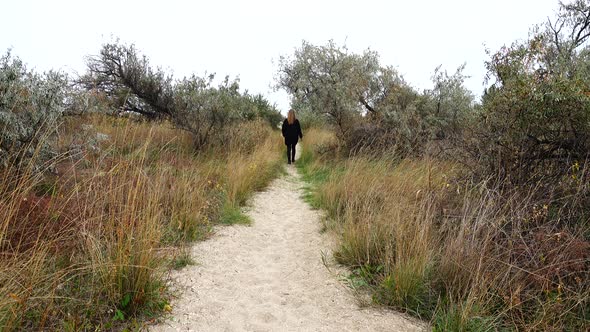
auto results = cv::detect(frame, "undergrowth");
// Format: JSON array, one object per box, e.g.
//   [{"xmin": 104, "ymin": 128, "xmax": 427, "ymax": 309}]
[
  {"xmin": 0, "ymin": 115, "xmax": 283, "ymax": 330},
  {"xmin": 299, "ymin": 128, "xmax": 589, "ymax": 331}
]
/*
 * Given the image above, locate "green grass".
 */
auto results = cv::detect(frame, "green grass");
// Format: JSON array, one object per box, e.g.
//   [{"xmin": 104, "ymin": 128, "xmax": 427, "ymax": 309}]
[
  {"xmin": 33, "ymin": 178, "xmax": 59, "ymax": 196},
  {"xmin": 219, "ymin": 203, "xmax": 252, "ymax": 225},
  {"xmin": 374, "ymin": 266, "xmax": 436, "ymax": 318},
  {"xmin": 170, "ymin": 250, "xmax": 196, "ymax": 270},
  {"xmin": 431, "ymin": 299, "xmax": 499, "ymax": 332},
  {"xmin": 296, "ymin": 149, "xmax": 336, "ymax": 209}
]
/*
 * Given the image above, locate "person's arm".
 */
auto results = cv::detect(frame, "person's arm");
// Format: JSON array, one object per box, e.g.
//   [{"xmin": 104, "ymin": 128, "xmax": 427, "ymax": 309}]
[
  {"xmin": 281, "ymin": 120, "xmax": 286, "ymax": 137},
  {"xmin": 297, "ymin": 121, "xmax": 303, "ymax": 139}
]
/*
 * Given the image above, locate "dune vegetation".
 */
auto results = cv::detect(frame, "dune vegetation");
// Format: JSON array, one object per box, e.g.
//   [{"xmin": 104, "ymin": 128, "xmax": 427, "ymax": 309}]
[
  {"xmin": 286, "ymin": 2, "xmax": 590, "ymax": 330},
  {"xmin": 298, "ymin": 128, "xmax": 587, "ymax": 330},
  {"xmin": 0, "ymin": 45, "xmax": 283, "ymax": 330},
  {"xmin": 1, "ymin": 1, "xmax": 589, "ymax": 331}
]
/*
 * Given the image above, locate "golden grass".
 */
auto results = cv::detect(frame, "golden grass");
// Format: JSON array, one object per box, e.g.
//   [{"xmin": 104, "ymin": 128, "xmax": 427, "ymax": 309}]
[
  {"xmin": 223, "ymin": 125, "xmax": 284, "ymax": 208},
  {"xmin": 299, "ymin": 128, "xmax": 590, "ymax": 331},
  {"xmin": 0, "ymin": 115, "xmax": 283, "ymax": 330},
  {"xmin": 323, "ymin": 157, "xmax": 455, "ymax": 311}
]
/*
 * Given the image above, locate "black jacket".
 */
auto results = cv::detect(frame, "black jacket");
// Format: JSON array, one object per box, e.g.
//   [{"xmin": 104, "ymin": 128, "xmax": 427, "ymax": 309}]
[{"xmin": 281, "ymin": 119, "xmax": 303, "ymax": 145}]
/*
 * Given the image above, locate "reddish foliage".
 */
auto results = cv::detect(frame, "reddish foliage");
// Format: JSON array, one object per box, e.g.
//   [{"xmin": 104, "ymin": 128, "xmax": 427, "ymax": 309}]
[
  {"xmin": 509, "ymin": 227, "xmax": 589, "ymax": 293},
  {"xmin": 1, "ymin": 194, "xmax": 78, "ymax": 254}
]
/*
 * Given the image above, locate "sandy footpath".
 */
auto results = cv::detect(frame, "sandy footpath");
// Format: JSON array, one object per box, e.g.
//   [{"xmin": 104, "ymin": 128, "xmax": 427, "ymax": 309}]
[{"xmin": 151, "ymin": 148, "xmax": 424, "ymax": 332}]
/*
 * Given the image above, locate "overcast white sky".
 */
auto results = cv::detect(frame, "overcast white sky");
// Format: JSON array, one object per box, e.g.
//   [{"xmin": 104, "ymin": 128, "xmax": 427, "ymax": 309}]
[{"xmin": 1, "ymin": 0, "xmax": 561, "ymax": 113}]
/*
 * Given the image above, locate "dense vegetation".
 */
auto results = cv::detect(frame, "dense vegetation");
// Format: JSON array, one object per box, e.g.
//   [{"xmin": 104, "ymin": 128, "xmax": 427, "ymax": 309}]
[
  {"xmin": 1, "ymin": 0, "xmax": 589, "ymax": 330},
  {"xmin": 282, "ymin": 1, "xmax": 590, "ymax": 330},
  {"xmin": 0, "ymin": 44, "xmax": 283, "ymax": 329}
]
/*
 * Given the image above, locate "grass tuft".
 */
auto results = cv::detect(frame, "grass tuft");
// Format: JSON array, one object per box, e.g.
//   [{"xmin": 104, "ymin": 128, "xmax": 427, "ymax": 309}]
[
  {"xmin": 170, "ymin": 250, "xmax": 196, "ymax": 270},
  {"xmin": 220, "ymin": 204, "xmax": 252, "ymax": 225}
]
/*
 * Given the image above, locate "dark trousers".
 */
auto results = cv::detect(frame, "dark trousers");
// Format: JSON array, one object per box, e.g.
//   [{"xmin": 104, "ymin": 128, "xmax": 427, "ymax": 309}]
[{"xmin": 286, "ymin": 143, "xmax": 296, "ymax": 163}]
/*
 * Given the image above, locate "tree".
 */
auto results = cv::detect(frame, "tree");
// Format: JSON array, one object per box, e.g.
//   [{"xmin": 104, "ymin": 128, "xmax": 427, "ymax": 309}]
[
  {"xmin": 276, "ymin": 40, "xmax": 397, "ymax": 137},
  {"xmin": 420, "ymin": 64, "xmax": 474, "ymax": 140},
  {"xmin": 81, "ymin": 41, "xmax": 281, "ymax": 149},
  {"xmin": 80, "ymin": 42, "xmax": 175, "ymax": 119},
  {"xmin": 172, "ymin": 74, "xmax": 241, "ymax": 148},
  {"xmin": 472, "ymin": 1, "xmax": 590, "ymax": 182},
  {"xmin": 277, "ymin": 40, "xmax": 475, "ymax": 156},
  {"xmin": 245, "ymin": 94, "xmax": 284, "ymax": 128},
  {"xmin": 545, "ymin": 0, "xmax": 590, "ymax": 76}
]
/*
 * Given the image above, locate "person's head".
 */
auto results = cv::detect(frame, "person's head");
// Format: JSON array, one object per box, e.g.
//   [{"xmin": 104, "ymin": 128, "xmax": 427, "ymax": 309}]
[{"xmin": 287, "ymin": 109, "xmax": 296, "ymax": 125}]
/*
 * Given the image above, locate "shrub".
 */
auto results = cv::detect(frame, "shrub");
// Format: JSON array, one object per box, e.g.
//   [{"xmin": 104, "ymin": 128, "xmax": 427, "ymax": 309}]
[
  {"xmin": 81, "ymin": 41, "xmax": 282, "ymax": 149},
  {"xmin": 0, "ymin": 51, "xmax": 67, "ymax": 169},
  {"xmin": 300, "ymin": 130, "xmax": 590, "ymax": 330},
  {"xmin": 276, "ymin": 40, "xmax": 388, "ymax": 138},
  {"xmin": 465, "ymin": 1, "xmax": 590, "ymax": 183},
  {"xmin": 81, "ymin": 42, "xmax": 175, "ymax": 119},
  {"xmin": 277, "ymin": 41, "xmax": 475, "ymax": 158}
]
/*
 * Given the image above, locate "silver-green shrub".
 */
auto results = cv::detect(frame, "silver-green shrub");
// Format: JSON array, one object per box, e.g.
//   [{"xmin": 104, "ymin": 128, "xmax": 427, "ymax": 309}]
[
  {"xmin": 81, "ymin": 42, "xmax": 282, "ymax": 149},
  {"xmin": 0, "ymin": 51, "xmax": 67, "ymax": 168}
]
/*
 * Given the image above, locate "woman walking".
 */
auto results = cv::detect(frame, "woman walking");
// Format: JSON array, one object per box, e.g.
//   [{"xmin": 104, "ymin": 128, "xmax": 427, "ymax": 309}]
[{"xmin": 281, "ymin": 109, "xmax": 303, "ymax": 164}]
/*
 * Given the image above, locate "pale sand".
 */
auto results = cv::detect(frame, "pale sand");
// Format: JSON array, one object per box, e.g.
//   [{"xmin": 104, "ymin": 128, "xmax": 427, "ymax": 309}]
[{"xmin": 151, "ymin": 148, "xmax": 425, "ymax": 332}]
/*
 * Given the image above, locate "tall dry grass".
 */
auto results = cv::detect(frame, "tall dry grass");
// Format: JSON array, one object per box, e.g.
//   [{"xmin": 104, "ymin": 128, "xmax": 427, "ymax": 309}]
[
  {"xmin": 220, "ymin": 121, "xmax": 285, "ymax": 208},
  {"xmin": 0, "ymin": 115, "xmax": 283, "ymax": 330},
  {"xmin": 299, "ymin": 128, "xmax": 589, "ymax": 331}
]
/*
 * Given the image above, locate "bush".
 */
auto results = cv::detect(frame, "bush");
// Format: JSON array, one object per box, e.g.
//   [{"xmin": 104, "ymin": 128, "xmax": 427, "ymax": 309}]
[
  {"xmin": 464, "ymin": 2, "xmax": 590, "ymax": 183},
  {"xmin": 81, "ymin": 42, "xmax": 175, "ymax": 119},
  {"xmin": 81, "ymin": 41, "xmax": 282, "ymax": 149},
  {"xmin": 300, "ymin": 132, "xmax": 589, "ymax": 330},
  {"xmin": 469, "ymin": 46, "xmax": 590, "ymax": 182},
  {"xmin": 0, "ymin": 51, "xmax": 67, "ymax": 169},
  {"xmin": 277, "ymin": 41, "xmax": 475, "ymax": 158},
  {"xmin": 276, "ymin": 40, "xmax": 388, "ymax": 138}
]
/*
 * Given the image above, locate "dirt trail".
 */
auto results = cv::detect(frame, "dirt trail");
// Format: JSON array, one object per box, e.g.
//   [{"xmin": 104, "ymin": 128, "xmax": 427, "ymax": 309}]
[{"xmin": 152, "ymin": 147, "xmax": 424, "ymax": 331}]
